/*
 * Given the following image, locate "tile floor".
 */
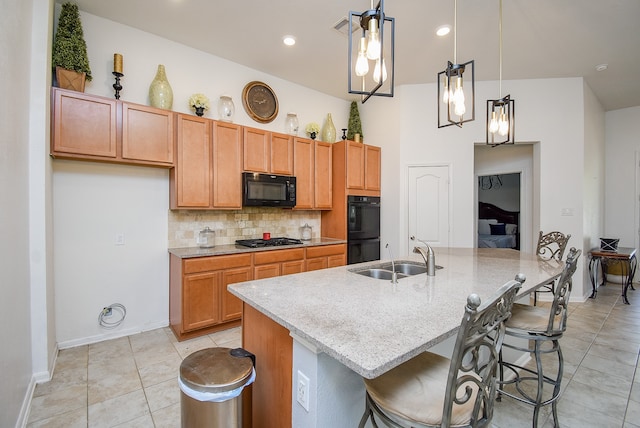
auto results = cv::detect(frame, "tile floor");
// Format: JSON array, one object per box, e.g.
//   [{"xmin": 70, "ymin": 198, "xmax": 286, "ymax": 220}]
[{"xmin": 26, "ymin": 283, "xmax": 640, "ymax": 427}]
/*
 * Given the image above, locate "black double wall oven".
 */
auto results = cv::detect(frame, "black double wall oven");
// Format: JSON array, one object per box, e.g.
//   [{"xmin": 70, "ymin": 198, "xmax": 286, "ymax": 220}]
[{"xmin": 347, "ymin": 195, "xmax": 381, "ymax": 264}]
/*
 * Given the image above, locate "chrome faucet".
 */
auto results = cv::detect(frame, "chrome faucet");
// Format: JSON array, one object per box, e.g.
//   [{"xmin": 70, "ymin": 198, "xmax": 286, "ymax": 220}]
[
  {"xmin": 413, "ymin": 241, "xmax": 436, "ymax": 276},
  {"xmin": 385, "ymin": 243, "xmax": 398, "ymax": 284}
]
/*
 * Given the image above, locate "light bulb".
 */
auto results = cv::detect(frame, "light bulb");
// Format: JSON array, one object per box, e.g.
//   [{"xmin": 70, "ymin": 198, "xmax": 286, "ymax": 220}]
[
  {"xmin": 453, "ymin": 77, "xmax": 466, "ymax": 116},
  {"xmin": 366, "ymin": 18, "xmax": 380, "ymax": 60},
  {"xmin": 373, "ymin": 58, "xmax": 387, "ymax": 83},
  {"xmin": 498, "ymin": 109, "xmax": 509, "ymax": 136},
  {"xmin": 355, "ymin": 38, "xmax": 369, "ymax": 76},
  {"xmin": 488, "ymin": 111, "xmax": 499, "ymax": 134}
]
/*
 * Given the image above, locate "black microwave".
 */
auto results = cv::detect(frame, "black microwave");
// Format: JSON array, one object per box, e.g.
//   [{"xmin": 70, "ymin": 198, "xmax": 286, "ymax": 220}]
[{"xmin": 242, "ymin": 172, "xmax": 296, "ymax": 207}]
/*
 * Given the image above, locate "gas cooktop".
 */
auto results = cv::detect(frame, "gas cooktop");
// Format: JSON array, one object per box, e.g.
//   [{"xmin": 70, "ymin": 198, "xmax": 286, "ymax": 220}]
[{"xmin": 235, "ymin": 237, "xmax": 304, "ymax": 248}]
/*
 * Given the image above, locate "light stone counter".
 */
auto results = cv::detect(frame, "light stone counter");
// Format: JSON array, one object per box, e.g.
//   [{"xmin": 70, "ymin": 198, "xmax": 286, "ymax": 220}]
[
  {"xmin": 168, "ymin": 237, "xmax": 346, "ymax": 258},
  {"xmin": 228, "ymin": 247, "xmax": 563, "ymax": 379}
]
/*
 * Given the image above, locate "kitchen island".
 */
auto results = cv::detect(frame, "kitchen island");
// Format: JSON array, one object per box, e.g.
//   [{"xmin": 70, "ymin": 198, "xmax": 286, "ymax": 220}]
[{"xmin": 228, "ymin": 247, "xmax": 564, "ymax": 428}]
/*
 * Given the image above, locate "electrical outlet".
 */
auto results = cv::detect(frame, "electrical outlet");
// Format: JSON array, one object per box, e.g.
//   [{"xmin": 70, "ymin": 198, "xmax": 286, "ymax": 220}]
[
  {"xmin": 296, "ymin": 370, "xmax": 310, "ymax": 411},
  {"xmin": 103, "ymin": 307, "xmax": 112, "ymax": 316}
]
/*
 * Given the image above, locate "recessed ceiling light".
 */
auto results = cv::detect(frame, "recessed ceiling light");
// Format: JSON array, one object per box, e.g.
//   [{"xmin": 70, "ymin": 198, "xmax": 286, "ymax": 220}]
[
  {"xmin": 595, "ymin": 63, "xmax": 608, "ymax": 72},
  {"xmin": 436, "ymin": 25, "xmax": 451, "ymax": 37},
  {"xmin": 283, "ymin": 35, "xmax": 296, "ymax": 46}
]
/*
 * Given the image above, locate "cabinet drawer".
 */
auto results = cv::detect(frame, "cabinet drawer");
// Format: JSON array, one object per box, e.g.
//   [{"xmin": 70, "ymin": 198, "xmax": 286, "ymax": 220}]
[
  {"xmin": 184, "ymin": 253, "xmax": 252, "ymax": 274},
  {"xmin": 305, "ymin": 244, "xmax": 346, "ymax": 258},
  {"xmin": 254, "ymin": 248, "xmax": 305, "ymax": 265}
]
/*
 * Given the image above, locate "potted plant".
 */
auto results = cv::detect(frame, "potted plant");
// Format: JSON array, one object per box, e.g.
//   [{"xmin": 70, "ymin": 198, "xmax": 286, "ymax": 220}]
[
  {"xmin": 347, "ymin": 101, "xmax": 363, "ymax": 142},
  {"xmin": 52, "ymin": 2, "xmax": 92, "ymax": 92}
]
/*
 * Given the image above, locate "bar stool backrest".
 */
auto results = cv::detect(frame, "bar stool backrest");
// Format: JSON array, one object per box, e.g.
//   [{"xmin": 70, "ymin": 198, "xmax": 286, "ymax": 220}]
[
  {"xmin": 442, "ymin": 277, "xmax": 523, "ymax": 427},
  {"xmin": 546, "ymin": 247, "xmax": 581, "ymax": 335},
  {"xmin": 536, "ymin": 231, "xmax": 571, "ymax": 261}
]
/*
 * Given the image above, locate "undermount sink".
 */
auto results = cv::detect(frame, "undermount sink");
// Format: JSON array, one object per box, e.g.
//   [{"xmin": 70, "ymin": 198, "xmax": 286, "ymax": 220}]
[{"xmin": 351, "ymin": 260, "xmax": 439, "ymax": 280}]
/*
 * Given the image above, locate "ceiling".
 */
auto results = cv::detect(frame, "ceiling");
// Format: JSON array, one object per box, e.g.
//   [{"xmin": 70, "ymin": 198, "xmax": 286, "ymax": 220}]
[{"xmin": 68, "ymin": 0, "xmax": 640, "ymax": 112}]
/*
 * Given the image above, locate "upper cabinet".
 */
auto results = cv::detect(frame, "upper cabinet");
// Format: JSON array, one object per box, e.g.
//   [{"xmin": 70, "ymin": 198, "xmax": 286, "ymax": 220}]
[
  {"xmin": 333, "ymin": 140, "xmax": 381, "ymax": 196},
  {"xmin": 293, "ymin": 137, "xmax": 332, "ymax": 210},
  {"xmin": 243, "ymin": 127, "xmax": 294, "ymax": 175},
  {"xmin": 170, "ymin": 115, "xmax": 243, "ymax": 210},
  {"xmin": 51, "ymin": 88, "xmax": 174, "ymax": 167}
]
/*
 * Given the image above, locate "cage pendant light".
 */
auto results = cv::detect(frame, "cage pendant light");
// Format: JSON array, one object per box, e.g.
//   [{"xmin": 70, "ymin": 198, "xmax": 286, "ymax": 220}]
[
  {"xmin": 348, "ymin": 0, "xmax": 395, "ymax": 103},
  {"xmin": 486, "ymin": 0, "xmax": 515, "ymax": 145},
  {"xmin": 437, "ymin": 0, "xmax": 475, "ymax": 128}
]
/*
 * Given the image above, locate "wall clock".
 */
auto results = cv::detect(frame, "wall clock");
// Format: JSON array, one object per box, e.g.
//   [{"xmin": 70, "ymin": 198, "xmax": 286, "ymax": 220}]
[{"xmin": 242, "ymin": 81, "xmax": 279, "ymax": 123}]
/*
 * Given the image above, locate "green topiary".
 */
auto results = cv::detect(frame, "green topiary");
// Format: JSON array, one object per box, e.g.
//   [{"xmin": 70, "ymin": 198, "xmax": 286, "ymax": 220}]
[
  {"xmin": 347, "ymin": 101, "xmax": 363, "ymax": 140},
  {"xmin": 52, "ymin": 3, "xmax": 92, "ymax": 81}
]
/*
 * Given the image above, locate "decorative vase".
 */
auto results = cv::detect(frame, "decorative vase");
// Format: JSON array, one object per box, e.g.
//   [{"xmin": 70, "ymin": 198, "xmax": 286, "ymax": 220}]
[
  {"xmin": 195, "ymin": 107, "xmax": 205, "ymax": 117},
  {"xmin": 285, "ymin": 112, "xmax": 299, "ymax": 135},
  {"xmin": 218, "ymin": 95, "xmax": 235, "ymax": 122},
  {"xmin": 321, "ymin": 113, "xmax": 336, "ymax": 143},
  {"xmin": 148, "ymin": 64, "xmax": 173, "ymax": 109}
]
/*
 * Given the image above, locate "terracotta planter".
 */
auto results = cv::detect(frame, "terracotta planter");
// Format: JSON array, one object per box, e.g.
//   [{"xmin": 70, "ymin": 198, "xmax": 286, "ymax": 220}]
[{"xmin": 55, "ymin": 66, "xmax": 86, "ymax": 92}]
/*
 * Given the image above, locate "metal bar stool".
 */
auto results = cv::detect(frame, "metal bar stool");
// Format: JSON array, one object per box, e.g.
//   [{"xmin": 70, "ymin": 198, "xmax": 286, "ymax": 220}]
[
  {"xmin": 358, "ymin": 276, "xmax": 524, "ymax": 428},
  {"xmin": 533, "ymin": 231, "xmax": 571, "ymax": 306},
  {"xmin": 498, "ymin": 247, "xmax": 581, "ymax": 427}
]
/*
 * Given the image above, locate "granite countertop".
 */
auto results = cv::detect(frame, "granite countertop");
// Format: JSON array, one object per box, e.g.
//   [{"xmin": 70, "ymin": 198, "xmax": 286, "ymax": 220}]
[
  {"xmin": 168, "ymin": 237, "xmax": 346, "ymax": 258},
  {"xmin": 228, "ymin": 247, "xmax": 563, "ymax": 379}
]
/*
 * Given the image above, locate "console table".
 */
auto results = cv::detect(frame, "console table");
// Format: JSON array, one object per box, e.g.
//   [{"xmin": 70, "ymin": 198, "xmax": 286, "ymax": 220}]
[{"xmin": 588, "ymin": 247, "xmax": 637, "ymax": 304}]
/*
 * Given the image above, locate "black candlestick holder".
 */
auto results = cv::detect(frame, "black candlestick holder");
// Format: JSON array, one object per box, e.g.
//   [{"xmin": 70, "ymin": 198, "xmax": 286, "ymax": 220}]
[
  {"xmin": 341, "ymin": 128, "xmax": 347, "ymax": 140},
  {"xmin": 112, "ymin": 72, "xmax": 123, "ymax": 99}
]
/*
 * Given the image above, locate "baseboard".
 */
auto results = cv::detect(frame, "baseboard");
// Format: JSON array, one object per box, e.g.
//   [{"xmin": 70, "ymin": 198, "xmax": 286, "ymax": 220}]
[
  {"xmin": 57, "ymin": 320, "xmax": 169, "ymax": 350},
  {"xmin": 16, "ymin": 375, "xmax": 37, "ymax": 428}
]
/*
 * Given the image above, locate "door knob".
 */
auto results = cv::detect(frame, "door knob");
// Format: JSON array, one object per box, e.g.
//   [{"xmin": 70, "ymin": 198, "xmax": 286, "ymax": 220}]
[{"xmin": 410, "ymin": 236, "xmax": 416, "ymax": 240}]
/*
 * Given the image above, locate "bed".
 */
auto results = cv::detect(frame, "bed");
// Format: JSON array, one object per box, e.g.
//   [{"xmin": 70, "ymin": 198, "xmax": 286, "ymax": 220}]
[{"xmin": 478, "ymin": 202, "xmax": 520, "ymax": 250}]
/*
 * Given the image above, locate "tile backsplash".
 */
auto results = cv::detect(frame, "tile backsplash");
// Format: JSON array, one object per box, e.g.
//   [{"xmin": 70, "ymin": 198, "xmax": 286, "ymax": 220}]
[{"xmin": 169, "ymin": 208, "xmax": 322, "ymax": 248}]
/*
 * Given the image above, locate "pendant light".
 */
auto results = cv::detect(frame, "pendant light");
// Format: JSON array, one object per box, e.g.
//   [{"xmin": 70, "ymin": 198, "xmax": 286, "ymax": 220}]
[
  {"xmin": 437, "ymin": 0, "xmax": 475, "ymax": 128},
  {"xmin": 348, "ymin": 0, "xmax": 395, "ymax": 103},
  {"xmin": 486, "ymin": 0, "xmax": 515, "ymax": 145}
]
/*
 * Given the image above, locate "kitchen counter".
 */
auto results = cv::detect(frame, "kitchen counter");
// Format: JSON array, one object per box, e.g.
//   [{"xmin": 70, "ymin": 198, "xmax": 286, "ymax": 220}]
[
  {"xmin": 229, "ymin": 247, "xmax": 563, "ymax": 379},
  {"xmin": 168, "ymin": 237, "xmax": 346, "ymax": 259}
]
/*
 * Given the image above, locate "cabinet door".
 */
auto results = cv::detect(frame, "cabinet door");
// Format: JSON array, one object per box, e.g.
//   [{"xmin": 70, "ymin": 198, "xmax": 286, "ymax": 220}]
[
  {"xmin": 282, "ymin": 260, "xmax": 305, "ymax": 276},
  {"xmin": 221, "ymin": 267, "xmax": 252, "ymax": 322},
  {"xmin": 52, "ymin": 88, "xmax": 117, "ymax": 158},
  {"xmin": 306, "ymin": 258, "xmax": 328, "ymax": 272},
  {"xmin": 364, "ymin": 145, "xmax": 381, "ymax": 191},
  {"xmin": 346, "ymin": 141, "xmax": 365, "ymax": 190},
  {"xmin": 172, "ymin": 115, "xmax": 211, "ymax": 208},
  {"xmin": 270, "ymin": 132, "xmax": 294, "ymax": 175},
  {"xmin": 328, "ymin": 254, "xmax": 346, "ymax": 268},
  {"xmin": 314, "ymin": 141, "xmax": 333, "ymax": 209},
  {"xmin": 183, "ymin": 272, "xmax": 220, "ymax": 332},
  {"xmin": 213, "ymin": 121, "xmax": 243, "ymax": 209},
  {"xmin": 254, "ymin": 264, "xmax": 281, "ymax": 280},
  {"xmin": 243, "ymin": 127, "xmax": 270, "ymax": 173},
  {"xmin": 121, "ymin": 103, "xmax": 174, "ymax": 165},
  {"xmin": 293, "ymin": 138, "xmax": 314, "ymax": 209}
]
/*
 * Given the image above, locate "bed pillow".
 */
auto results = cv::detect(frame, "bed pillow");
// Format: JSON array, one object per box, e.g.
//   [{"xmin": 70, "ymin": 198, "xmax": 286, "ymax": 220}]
[
  {"xmin": 478, "ymin": 219, "xmax": 498, "ymax": 235},
  {"xmin": 505, "ymin": 223, "xmax": 518, "ymax": 235},
  {"xmin": 490, "ymin": 223, "xmax": 506, "ymax": 235}
]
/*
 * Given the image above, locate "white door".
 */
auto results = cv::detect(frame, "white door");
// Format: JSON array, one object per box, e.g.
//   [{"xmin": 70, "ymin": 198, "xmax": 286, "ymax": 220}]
[{"xmin": 407, "ymin": 165, "xmax": 450, "ymax": 254}]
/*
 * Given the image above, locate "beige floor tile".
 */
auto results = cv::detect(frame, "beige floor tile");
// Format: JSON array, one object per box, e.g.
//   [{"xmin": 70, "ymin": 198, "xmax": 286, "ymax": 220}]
[
  {"xmin": 210, "ymin": 326, "xmax": 242, "ymax": 347},
  {"xmin": 132, "ymin": 340, "xmax": 181, "ymax": 369},
  {"xmin": 144, "ymin": 378, "xmax": 180, "ymax": 412},
  {"xmin": 87, "ymin": 389, "xmax": 150, "ymax": 428},
  {"xmin": 88, "ymin": 367, "xmax": 143, "ymax": 405},
  {"xmin": 112, "ymin": 412, "xmax": 155, "ymax": 427},
  {"xmin": 172, "ymin": 335, "xmax": 216, "ymax": 359},
  {"xmin": 551, "ymin": 396, "xmax": 625, "ymax": 427},
  {"xmin": 26, "ymin": 407, "xmax": 86, "ymax": 428},
  {"xmin": 627, "ymin": 399, "xmax": 640, "ymax": 426},
  {"xmin": 27, "ymin": 383, "xmax": 87, "ymax": 424},
  {"xmin": 88, "ymin": 337, "xmax": 132, "ymax": 364},
  {"xmin": 562, "ymin": 378, "xmax": 629, "ymax": 417},
  {"xmin": 129, "ymin": 328, "xmax": 173, "ymax": 353},
  {"xmin": 54, "ymin": 346, "xmax": 88, "ymax": 372},
  {"xmin": 151, "ymin": 402, "xmax": 181, "ymax": 428},
  {"xmin": 630, "ymin": 382, "xmax": 640, "ymax": 403},
  {"xmin": 580, "ymin": 353, "xmax": 637, "ymax": 380},
  {"xmin": 588, "ymin": 342, "xmax": 639, "ymax": 367},
  {"xmin": 571, "ymin": 365, "xmax": 632, "ymax": 399},
  {"xmin": 137, "ymin": 353, "xmax": 182, "ymax": 388},
  {"xmin": 33, "ymin": 365, "xmax": 87, "ymax": 397}
]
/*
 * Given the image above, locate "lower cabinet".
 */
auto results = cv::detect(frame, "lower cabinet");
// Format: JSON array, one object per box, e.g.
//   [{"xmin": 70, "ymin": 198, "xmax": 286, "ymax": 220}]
[
  {"xmin": 170, "ymin": 253, "xmax": 252, "ymax": 341},
  {"xmin": 170, "ymin": 243, "xmax": 346, "ymax": 341}
]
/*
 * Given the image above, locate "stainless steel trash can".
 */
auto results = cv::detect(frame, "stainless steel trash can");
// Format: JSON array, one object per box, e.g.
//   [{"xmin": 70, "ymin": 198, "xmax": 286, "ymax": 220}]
[{"xmin": 179, "ymin": 347, "xmax": 256, "ymax": 428}]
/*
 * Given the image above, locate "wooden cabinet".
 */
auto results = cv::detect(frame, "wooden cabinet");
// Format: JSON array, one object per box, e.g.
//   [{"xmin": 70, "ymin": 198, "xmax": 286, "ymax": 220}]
[
  {"xmin": 293, "ymin": 137, "xmax": 332, "ymax": 210},
  {"xmin": 364, "ymin": 144, "xmax": 381, "ymax": 192},
  {"xmin": 170, "ymin": 116, "xmax": 242, "ymax": 209},
  {"xmin": 253, "ymin": 248, "xmax": 305, "ymax": 279},
  {"xmin": 305, "ymin": 244, "xmax": 347, "ymax": 271},
  {"xmin": 170, "ymin": 253, "xmax": 252, "ymax": 340},
  {"xmin": 243, "ymin": 127, "xmax": 294, "ymax": 175},
  {"xmin": 51, "ymin": 88, "xmax": 174, "ymax": 167}
]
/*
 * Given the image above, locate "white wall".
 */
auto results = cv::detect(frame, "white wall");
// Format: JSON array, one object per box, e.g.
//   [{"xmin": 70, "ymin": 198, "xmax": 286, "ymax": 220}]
[
  {"xmin": 361, "ymin": 77, "xmax": 592, "ymax": 299},
  {"xmin": 53, "ymin": 11, "xmax": 351, "ymax": 346},
  {"xmin": 605, "ymin": 106, "xmax": 640, "ymax": 249}
]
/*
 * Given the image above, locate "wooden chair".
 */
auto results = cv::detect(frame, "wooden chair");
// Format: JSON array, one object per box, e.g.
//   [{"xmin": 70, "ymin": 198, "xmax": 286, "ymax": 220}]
[
  {"xmin": 498, "ymin": 247, "xmax": 581, "ymax": 427},
  {"xmin": 358, "ymin": 276, "xmax": 524, "ymax": 428},
  {"xmin": 533, "ymin": 230, "xmax": 571, "ymax": 305}
]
